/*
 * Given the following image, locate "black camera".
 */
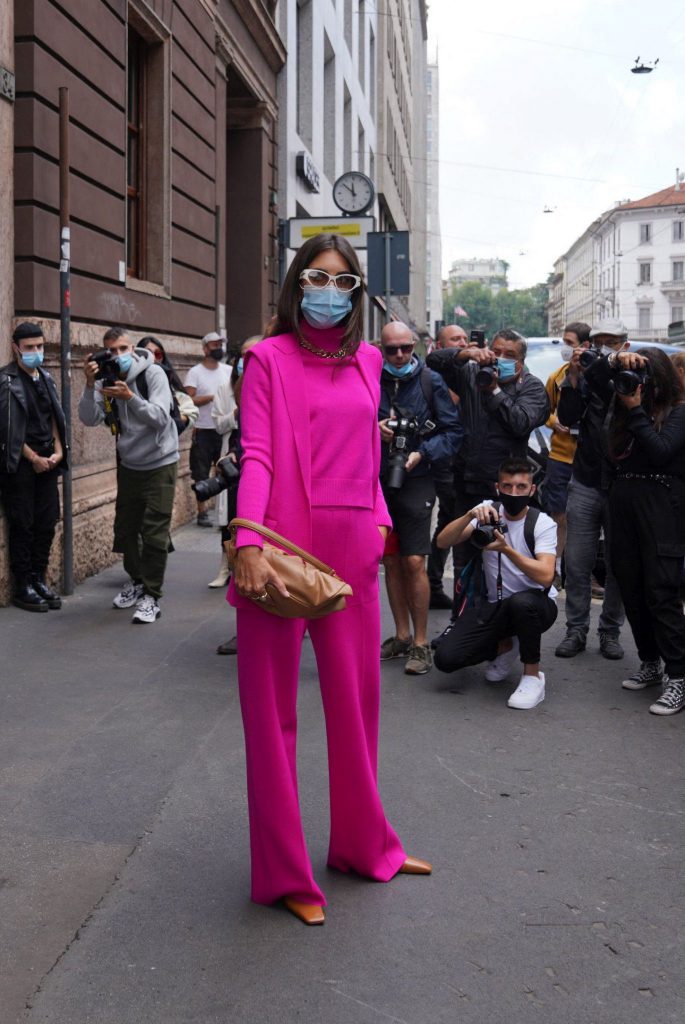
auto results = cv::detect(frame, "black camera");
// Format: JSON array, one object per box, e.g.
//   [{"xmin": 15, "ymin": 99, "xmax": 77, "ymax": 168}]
[
  {"xmin": 91, "ymin": 349, "xmax": 121, "ymax": 388},
  {"xmin": 578, "ymin": 348, "xmax": 600, "ymax": 370},
  {"xmin": 385, "ymin": 408, "xmax": 435, "ymax": 491},
  {"xmin": 470, "ymin": 329, "xmax": 486, "ymax": 348},
  {"xmin": 471, "ymin": 519, "xmax": 508, "ymax": 549},
  {"xmin": 192, "ymin": 455, "xmax": 240, "ymax": 502},
  {"xmin": 613, "ymin": 364, "xmax": 650, "ymax": 396},
  {"xmin": 475, "ymin": 361, "xmax": 499, "ymax": 388}
]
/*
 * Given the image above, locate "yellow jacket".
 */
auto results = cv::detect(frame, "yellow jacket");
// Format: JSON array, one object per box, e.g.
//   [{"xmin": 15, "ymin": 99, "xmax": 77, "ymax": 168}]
[{"xmin": 545, "ymin": 363, "xmax": 577, "ymax": 465}]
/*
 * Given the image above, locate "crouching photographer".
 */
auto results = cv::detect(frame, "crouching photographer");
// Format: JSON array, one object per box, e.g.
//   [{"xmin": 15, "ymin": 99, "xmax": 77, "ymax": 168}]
[
  {"xmin": 432, "ymin": 458, "xmax": 557, "ymax": 710},
  {"xmin": 597, "ymin": 347, "xmax": 685, "ymax": 716},
  {"xmin": 378, "ymin": 323, "xmax": 463, "ymax": 676}
]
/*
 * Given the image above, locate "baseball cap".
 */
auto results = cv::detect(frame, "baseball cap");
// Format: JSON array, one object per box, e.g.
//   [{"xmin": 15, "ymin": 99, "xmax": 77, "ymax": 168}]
[
  {"xmin": 202, "ymin": 331, "xmax": 223, "ymax": 345},
  {"xmin": 589, "ymin": 318, "xmax": 628, "ymax": 339}
]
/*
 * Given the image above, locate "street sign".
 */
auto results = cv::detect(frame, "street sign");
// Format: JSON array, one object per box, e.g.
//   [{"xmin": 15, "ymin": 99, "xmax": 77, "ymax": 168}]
[
  {"xmin": 287, "ymin": 216, "xmax": 375, "ymax": 250},
  {"xmin": 366, "ymin": 231, "xmax": 410, "ymax": 303}
]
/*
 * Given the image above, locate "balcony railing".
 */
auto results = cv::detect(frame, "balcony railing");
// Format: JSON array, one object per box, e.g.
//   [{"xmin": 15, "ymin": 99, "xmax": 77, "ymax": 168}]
[
  {"xmin": 660, "ymin": 279, "xmax": 685, "ymax": 292},
  {"xmin": 630, "ymin": 328, "xmax": 670, "ymax": 341}
]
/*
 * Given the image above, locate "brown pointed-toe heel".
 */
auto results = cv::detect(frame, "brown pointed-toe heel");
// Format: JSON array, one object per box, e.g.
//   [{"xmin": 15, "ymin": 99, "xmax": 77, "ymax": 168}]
[
  {"xmin": 398, "ymin": 856, "xmax": 432, "ymax": 875},
  {"xmin": 283, "ymin": 897, "xmax": 325, "ymax": 925}
]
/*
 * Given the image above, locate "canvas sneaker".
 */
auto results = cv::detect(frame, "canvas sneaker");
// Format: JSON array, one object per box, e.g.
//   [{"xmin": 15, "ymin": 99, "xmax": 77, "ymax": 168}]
[
  {"xmin": 405, "ymin": 644, "xmax": 433, "ymax": 675},
  {"xmin": 622, "ymin": 659, "xmax": 663, "ymax": 691},
  {"xmin": 649, "ymin": 677, "xmax": 685, "ymax": 716},
  {"xmin": 507, "ymin": 671, "xmax": 545, "ymax": 710},
  {"xmin": 485, "ymin": 637, "xmax": 520, "ymax": 682},
  {"xmin": 112, "ymin": 581, "xmax": 144, "ymax": 609},
  {"xmin": 380, "ymin": 635, "xmax": 413, "ymax": 660},
  {"xmin": 131, "ymin": 594, "xmax": 161, "ymax": 624}
]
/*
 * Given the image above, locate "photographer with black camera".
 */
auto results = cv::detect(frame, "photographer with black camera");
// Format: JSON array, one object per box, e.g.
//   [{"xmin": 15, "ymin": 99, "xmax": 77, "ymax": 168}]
[
  {"xmin": 378, "ymin": 322, "xmax": 463, "ymax": 675},
  {"xmin": 427, "ymin": 329, "xmax": 550, "ymax": 602},
  {"xmin": 584, "ymin": 346, "xmax": 685, "ymax": 716},
  {"xmin": 555, "ymin": 318, "xmax": 627, "ymax": 660},
  {"xmin": 79, "ymin": 326, "xmax": 179, "ymax": 624},
  {"xmin": 432, "ymin": 458, "xmax": 557, "ymax": 710}
]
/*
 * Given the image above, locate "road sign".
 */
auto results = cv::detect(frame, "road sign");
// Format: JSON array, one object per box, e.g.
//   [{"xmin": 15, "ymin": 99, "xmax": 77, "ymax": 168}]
[
  {"xmin": 366, "ymin": 231, "xmax": 410, "ymax": 316},
  {"xmin": 287, "ymin": 216, "xmax": 375, "ymax": 250}
]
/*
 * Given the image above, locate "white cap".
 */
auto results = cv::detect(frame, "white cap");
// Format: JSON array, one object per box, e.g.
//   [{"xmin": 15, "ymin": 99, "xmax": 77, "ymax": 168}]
[
  {"xmin": 589, "ymin": 318, "xmax": 628, "ymax": 339},
  {"xmin": 202, "ymin": 331, "xmax": 223, "ymax": 345}
]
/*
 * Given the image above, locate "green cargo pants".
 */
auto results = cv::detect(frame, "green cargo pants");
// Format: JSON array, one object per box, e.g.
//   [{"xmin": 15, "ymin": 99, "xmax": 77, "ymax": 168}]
[{"xmin": 113, "ymin": 462, "xmax": 178, "ymax": 599}]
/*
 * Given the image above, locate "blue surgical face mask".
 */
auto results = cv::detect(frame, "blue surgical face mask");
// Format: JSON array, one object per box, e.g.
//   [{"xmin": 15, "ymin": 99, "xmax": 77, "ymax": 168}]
[
  {"xmin": 497, "ymin": 357, "xmax": 518, "ymax": 380},
  {"xmin": 383, "ymin": 359, "xmax": 414, "ymax": 378},
  {"xmin": 20, "ymin": 351, "xmax": 44, "ymax": 370},
  {"xmin": 117, "ymin": 352, "xmax": 134, "ymax": 374},
  {"xmin": 236, "ymin": 358, "xmax": 244, "ymax": 376},
  {"xmin": 301, "ymin": 285, "xmax": 353, "ymax": 329}
]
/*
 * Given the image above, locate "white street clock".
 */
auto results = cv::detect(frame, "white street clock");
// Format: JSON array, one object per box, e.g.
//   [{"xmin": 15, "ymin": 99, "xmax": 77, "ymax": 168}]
[{"xmin": 332, "ymin": 172, "xmax": 376, "ymax": 215}]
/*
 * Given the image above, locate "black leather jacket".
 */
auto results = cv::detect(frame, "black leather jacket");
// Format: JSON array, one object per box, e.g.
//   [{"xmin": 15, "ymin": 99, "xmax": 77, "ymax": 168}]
[{"xmin": 0, "ymin": 361, "xmax": 68, "ymax": 474}]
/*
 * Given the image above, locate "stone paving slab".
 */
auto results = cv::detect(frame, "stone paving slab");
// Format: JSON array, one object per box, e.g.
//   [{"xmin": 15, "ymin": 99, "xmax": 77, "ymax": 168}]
[{"xmin": 1, "ymin": 525, "xmax": 683, "ymax": 1023}]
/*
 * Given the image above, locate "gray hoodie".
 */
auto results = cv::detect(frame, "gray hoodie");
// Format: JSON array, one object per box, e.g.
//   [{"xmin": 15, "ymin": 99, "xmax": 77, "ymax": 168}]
[{"xmin": 78, "ymin": 348, "xmax": 180, "ymax": 470}]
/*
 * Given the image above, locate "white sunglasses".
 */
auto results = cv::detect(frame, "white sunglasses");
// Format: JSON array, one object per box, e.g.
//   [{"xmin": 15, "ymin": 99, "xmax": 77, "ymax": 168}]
[{"xmin": 299, "ymin": 269, "xmax": 362, "ymax": 293}]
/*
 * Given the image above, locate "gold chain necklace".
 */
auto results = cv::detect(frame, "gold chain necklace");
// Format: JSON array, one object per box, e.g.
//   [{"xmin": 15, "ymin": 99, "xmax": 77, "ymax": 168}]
[{"xmin": 298, "ymin": 335, "xmax": 353, "ymax": 359}]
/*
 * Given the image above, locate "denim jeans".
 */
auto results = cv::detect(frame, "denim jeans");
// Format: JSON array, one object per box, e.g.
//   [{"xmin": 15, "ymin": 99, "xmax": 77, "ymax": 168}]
[{"xmin": 564, "ymin": 477, "xmax": 624, "ymax": 638}]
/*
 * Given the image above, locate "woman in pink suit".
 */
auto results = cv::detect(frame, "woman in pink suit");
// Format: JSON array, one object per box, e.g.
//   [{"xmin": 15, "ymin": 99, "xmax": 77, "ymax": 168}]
[{"xmin": 229, "ymin": 234, "xmax": 431, "ymax": 925}]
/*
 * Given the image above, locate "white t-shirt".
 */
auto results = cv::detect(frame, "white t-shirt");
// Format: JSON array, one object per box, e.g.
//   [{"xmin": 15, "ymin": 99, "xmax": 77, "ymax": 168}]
[
  {"xmin": 469, "ymin": 501, "xmax": 558, "ymax": 603},
  {"xmin": 185, "ymin": 362, "xmax": 232, "ymax": 429}
]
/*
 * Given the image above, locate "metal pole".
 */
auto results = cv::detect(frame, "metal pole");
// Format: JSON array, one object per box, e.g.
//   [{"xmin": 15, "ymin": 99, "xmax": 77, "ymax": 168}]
[
  {"xmin": 58, "ymin": 87, "xmax": 73, "ymax": 595},
  {"xmin": 278, "ymin": 219, "xmax": 287, "ymax": 288},
  {"xmin": 214, "ymin": 204, "xmax": 221, "ymax": 331},
  {"xmin": 384, "ymin": 231, "xmax": 392, "ymax": 324}
]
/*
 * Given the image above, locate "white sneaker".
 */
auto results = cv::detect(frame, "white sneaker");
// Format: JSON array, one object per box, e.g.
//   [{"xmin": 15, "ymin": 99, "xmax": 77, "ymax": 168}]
[
  {"xmin": 507, "ymin": 671, "xmax": 545, "ymax": 710},
  {"xmin": 131, "ymin": 594, "xmax": 161, "ymax": 624},
  {"xmin": 113, "ymin": 582, "xmax": 144, "ymax": 609},
  {"xmin": 484, "ymin": 637, "xmax": 520, "ymax": 682}
]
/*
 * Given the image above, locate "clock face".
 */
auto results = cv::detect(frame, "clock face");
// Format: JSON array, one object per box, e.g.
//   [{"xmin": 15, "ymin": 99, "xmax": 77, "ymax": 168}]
[{"xmin": 333, "ymin": 172, "xmax": 375, "ymax": 214}]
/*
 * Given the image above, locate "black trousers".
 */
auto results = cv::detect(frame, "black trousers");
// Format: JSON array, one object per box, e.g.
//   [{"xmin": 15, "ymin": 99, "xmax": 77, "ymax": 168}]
[
  {"xmin": 434, "ymin": 590, "xmax": 558, "ymax": 673},
  {"xmin": 427, "ymin": 475, "xmax": 456, "ymax": 595},
  {"xmin": 0, "ymin": 458, "xmax": 60, "ymax": 579},
  {"xmin": 609, "ymin": 478, "xmax": 685, "ymax": 678}
]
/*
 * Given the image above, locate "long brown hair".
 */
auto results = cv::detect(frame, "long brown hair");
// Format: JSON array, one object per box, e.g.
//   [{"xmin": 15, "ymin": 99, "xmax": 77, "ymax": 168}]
[
  {"xmin": 271, "ymin": 234, "xmax": 366, "ymax": 354},
  {"xmin": 608, "ymin": 347, "xmax": 683, "ymax": 459}
]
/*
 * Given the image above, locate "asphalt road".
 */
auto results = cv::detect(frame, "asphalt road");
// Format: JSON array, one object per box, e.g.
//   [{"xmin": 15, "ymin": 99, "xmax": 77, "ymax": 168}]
[{"xmin": 1, "ymin": 525, "xmax": 683, "ymax": 1024}]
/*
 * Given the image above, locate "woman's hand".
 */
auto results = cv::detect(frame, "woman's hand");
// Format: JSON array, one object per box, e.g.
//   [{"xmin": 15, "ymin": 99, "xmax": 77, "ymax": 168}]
[
  {"xmin": 233, "ymin": 546, "xmax": 289, "ymax": 600},
  {"xmin": 617, "ymin": 384, "xmax": 643, "ymax": 409}
]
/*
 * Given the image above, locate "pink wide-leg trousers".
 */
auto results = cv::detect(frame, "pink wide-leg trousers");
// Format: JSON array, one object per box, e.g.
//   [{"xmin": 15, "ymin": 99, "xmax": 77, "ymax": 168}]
[{"xmin": 235, "ymin": 508, "xmax": 406, "ymax": 906}]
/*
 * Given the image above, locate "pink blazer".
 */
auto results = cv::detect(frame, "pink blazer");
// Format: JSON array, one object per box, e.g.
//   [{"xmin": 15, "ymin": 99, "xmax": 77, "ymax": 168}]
[{"xmin": 227, "ymin": 332, "xmax": 389, "ymax": 608}]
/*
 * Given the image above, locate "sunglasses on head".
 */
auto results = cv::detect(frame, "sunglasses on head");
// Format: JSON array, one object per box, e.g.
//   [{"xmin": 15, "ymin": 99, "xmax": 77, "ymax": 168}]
[{"xmin": 383, "ymin": 344, "xmax": 414, "ymax": 356}]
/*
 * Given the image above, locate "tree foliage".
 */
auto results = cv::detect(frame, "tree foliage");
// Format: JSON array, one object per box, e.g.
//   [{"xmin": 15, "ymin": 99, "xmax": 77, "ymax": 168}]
[{"xmin": 443, "ymin": 280, "xmax": 549, "ymax": 338}]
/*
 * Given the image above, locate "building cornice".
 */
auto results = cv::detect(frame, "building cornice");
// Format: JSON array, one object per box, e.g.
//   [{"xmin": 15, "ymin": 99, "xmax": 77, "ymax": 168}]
[{"xmin": 218, "ymin": 0, "xmax": 286, "ymax": 75}]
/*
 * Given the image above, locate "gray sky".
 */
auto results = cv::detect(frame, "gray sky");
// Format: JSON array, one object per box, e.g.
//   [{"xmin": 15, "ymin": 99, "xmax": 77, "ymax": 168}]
[{"xmin": 428, "ymin": 0, "xmax": 685, "ymax": 289}]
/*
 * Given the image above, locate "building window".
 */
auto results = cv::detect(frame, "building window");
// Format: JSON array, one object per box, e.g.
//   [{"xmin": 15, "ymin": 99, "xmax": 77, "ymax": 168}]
[
  {"xmin": 638, "ymin": 306, "xmax": 651, "ymax": 331},
  {"xmin": 639, "ymin": 262, "xmax": 652, "ymax": 284},
  {"xmin": 673, "ymin": 220, "xmax": 684, "ymax": 241},
  {"xmin": 127, "ymin": 27, "xmax": 146, "ymax": 279},
  {"xmin": 639, "ymin": 223, "xmax": 652, "ymax": 244},
  {"xmin": 125, "ymin": 6, "xmax": 170, "ymax": 291},
  {"xmin": 672, "ymin": 305, "xmax": 683, "ymax": 322},
  {"xmin": 297, "ymin": 2, "xmax": 313, "ymax": 150},
  {"xmin": 673, "ymin": 261, "xmax": 684, "ymax": 282}
]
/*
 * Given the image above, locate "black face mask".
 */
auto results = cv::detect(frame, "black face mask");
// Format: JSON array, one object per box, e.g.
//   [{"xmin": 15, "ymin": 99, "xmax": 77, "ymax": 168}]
[
  {"xmin": 498, "ymin": 492, "xmax": 532, "ymax": 516},
  {"xmin": 207, "ymin": 347, "xmax": 224, "ymax": 361}
]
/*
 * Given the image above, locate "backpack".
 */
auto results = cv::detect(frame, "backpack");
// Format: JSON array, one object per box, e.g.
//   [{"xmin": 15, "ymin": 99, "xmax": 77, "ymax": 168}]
[{"xmin": 137, "ymin": 368, "xmax": 188, "ymax": 435}]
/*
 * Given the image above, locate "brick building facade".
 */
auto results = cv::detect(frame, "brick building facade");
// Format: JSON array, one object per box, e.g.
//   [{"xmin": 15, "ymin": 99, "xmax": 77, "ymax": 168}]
[{"xmin": 1, "ymin": 0, "xmax": 285, "ymax": 600}]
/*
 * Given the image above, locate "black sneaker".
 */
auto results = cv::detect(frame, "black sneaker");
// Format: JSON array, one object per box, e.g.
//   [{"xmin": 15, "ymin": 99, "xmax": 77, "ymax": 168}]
[
  {"xmin": 429, "ymin": 590, "xmax": 454, "ymax": 610},
  {"xmin": 649, "ymin": 677, "xmax": 685, "ymax": 716},
  {"xmin": 554, "ymin": 632, "xmax": 586, "ymax": 658},
  {"xmin": 622, "ymin": 659, "xmax": 663, "ymax": 690},
  {"xmin": 599, "ymin": 631, "xmax": 624, "ymax": 660}
]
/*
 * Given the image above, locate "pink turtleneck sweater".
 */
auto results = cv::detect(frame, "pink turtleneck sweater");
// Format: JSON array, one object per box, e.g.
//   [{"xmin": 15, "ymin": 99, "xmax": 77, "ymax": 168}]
[{"xmin": 235, "ymin": 323, "xmax": 390, "ymax": 550}]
